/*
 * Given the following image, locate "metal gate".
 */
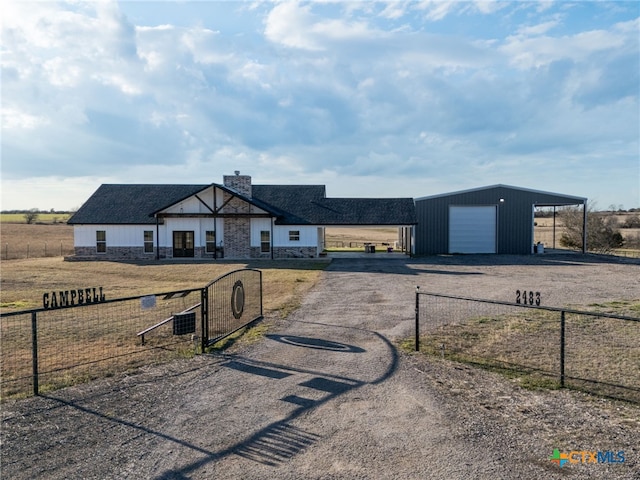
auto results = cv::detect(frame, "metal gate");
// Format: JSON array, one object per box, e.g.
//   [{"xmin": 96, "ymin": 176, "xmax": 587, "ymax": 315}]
[
  {"xmin": 1, "ymin": 269, "xmax": 263, "ymax": 399},
  {"xmin": 200, "ymin": 268, "xmax": 263, "ymax": 350}
]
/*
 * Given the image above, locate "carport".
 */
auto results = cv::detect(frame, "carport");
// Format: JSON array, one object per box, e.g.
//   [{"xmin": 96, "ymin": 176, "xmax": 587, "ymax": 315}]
[{"xmin": 317, "ymin": 204, "xmax": 416, "ymax": 256}]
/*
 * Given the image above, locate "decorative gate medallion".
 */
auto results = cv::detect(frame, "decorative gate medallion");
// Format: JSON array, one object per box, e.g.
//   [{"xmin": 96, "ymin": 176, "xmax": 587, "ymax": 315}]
[{"xmin": 231, "ymin": 280, "xmax": 245, "ymax": 319}]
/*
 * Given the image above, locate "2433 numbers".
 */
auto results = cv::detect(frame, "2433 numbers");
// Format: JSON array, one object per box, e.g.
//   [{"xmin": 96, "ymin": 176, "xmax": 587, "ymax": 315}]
[{"xmin": 516, "ymin": 290, "xmax": 541, "ymax": 306}]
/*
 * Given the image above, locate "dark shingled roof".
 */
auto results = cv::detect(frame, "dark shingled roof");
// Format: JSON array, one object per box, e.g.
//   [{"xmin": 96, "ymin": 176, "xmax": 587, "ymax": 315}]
[
  {"xmin": 304, "ymin": 198, "xmax": 417, "ymax": 225},
  {"xmin": 251, "ymin": 185, "xmax": 326, "ymax": 224},
  {"xmin": 69, "ymin": 183, "xmax": 417, "ymax": 226},
  {"xmin": 68, "ymin": 184, "xmax": 208, "ymax": 224}
]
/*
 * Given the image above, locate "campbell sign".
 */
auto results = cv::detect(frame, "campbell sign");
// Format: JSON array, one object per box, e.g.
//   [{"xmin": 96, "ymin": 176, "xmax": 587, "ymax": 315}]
[{"xmin": 43, "ymin": 287, "xmax": 106, "ymax": 310}]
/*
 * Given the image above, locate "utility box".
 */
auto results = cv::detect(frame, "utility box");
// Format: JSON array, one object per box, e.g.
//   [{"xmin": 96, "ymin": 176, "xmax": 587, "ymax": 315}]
[{"xmin": 173, "ymin": 312, "xmax": 196, "ymax": 335}]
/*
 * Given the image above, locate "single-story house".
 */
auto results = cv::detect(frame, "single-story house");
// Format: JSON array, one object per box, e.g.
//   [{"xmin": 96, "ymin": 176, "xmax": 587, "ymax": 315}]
[
  {"xmin": 67, "ymin": 172, "xmax": 417, "ymax": 260},
  {"xmin": 413, "ymin": 185, "xmax": 587, "ymax": 255}
]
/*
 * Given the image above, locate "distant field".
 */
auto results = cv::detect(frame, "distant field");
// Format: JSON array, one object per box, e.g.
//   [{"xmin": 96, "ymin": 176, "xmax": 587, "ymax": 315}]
[
  {"xmin": 534, "ymin": 214, "xmax": 640, "ymax": 252},
  {"xmin": 1, "ymin": 213, "xmax": 71, "ymax": 224},
  {"xmin": 0, "ymin": 224, "xmax": 398, "ymax": 260},
  {"xmin": 0, "ymin": 223, "xmax": 74, "ymax": 260},
  {"xmin": 325, "ymin": 227, "xmax": 399, "ymax": 249},
  {"xmin": 0, "ymin": 221, "xmax": 637, "ymax": 260}
]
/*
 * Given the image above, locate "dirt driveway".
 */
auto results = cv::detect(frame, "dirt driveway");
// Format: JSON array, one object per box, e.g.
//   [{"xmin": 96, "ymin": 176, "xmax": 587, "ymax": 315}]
[{"xmin": 2, "ymin": 254, "xmax": 639, "ymax": 479}]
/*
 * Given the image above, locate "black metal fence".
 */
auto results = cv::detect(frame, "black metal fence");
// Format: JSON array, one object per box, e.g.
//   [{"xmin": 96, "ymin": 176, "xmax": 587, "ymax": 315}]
[
  {"xmin": 415, "ymin": 289, "xmax": 640, "ymax": 403},
  {"xmin": 0, "ymin": 269, "xmax": 263, "ymax": 400}
]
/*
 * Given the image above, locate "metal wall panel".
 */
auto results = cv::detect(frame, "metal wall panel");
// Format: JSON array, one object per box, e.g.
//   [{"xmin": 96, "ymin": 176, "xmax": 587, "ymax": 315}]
[{"xmin": 415, "ymin": 185, "xmax": 586, "ymax": 255}]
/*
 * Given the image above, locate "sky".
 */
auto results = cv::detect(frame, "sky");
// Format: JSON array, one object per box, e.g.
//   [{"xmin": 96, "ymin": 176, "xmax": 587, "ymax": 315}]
[{"xmin": 2, "ymin": 0, "xmax": 639, "ymax": 211}]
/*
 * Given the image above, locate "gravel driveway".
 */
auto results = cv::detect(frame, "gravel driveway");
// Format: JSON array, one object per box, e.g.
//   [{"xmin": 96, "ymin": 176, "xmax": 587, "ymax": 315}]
[{"xmin": 2, "ymin": 254, "xmax": 639, "ymax": 479}]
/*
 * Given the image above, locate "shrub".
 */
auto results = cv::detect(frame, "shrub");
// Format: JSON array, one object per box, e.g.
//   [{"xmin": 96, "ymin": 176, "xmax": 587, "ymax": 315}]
[
  {"xmin": 23, "ymin": 209, "xmax": 39, "ymax": 224},
  {"xmin": 559, "ymin": 205, "xmax": 625, "ymax": 253},
  {"xmin": 622, "ymin": 215, "xmax": 640, "ymax": 228}
]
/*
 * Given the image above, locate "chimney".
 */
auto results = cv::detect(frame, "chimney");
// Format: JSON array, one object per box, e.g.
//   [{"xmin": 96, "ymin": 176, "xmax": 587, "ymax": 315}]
[{"xmin": 223, "ymin": 171, "xmax": 252, "ymax": 198}]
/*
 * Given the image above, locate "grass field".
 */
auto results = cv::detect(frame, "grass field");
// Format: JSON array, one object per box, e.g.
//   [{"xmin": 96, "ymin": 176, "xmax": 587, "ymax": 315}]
[
  {"xmin": 1, "ymin": 221, "xmax": 638, "ymax": 260},
  {"xmin": 0, "ymin": 257, "xmax": 329, "ymax": 398},
  {"xmin": 2, "ymin": 224, "xmax": 638, "ymax": 400},
  {"xmin": 0, "ymin": 226, "xmax": 391, "ymax": 312},
  {"xmin": 0, "ymin": 257, "xmax": 327, "ymax": 313},
  {"xmin": 0, "ymin": 225, "xmax": 391, "ymax": 398},
  {"xmin": 0, "ymin": 213, "xmax": 72, "ymax": 223},
  {"xmin": 1, "ymin": 223, "xmax": 75, "ymax": 259},
  {"xmin": 324, "ymin": 227, "xmax": 399, "ymax": 248},
  {"xmin": 533, "ymin": 214, "xmax": 640, "ymax": 251},
  {"xmin": 0, "ymin": 224, "xmax": 401, "ymax": 260},
  {"xmin": 409, "ymin": 299, "xmax": 640, "ymax": 402}
]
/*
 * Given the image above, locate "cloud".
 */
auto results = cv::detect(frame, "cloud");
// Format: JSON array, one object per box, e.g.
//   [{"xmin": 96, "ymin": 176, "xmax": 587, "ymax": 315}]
[
  {"xmin": 1, "ymin": 1, "xmax": 638, "ymax": 210},
  {"xmin": 264, "ymin": 1, "xmax": 382, "ymax": 50},
  {"xmin": 414, "ymin": 1, "xmax": 457, "ymax": 21}
]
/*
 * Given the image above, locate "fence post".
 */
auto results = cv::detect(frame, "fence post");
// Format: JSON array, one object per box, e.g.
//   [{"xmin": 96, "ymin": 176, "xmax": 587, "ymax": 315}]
[
  {"xmin": 560, "ymin": 310, "xmax": 565, "ymax": 388},
  {"xmin": 259, "ymin": 270, "xmax": 263, "ymax": 318},
  {"xmin": 31, "ymin": 312, "xmax": 39, "ymax": 396},
  {"xmin": 415, "ymin": 286, "xmax": 420, "ymax": 351},
  {"xmin": 200, "ymin": 287, "xmax": 208, "ymax": 353}
]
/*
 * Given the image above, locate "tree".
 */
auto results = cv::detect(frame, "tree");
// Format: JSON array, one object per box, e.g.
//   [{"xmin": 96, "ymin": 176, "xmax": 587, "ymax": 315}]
[
  {"xmin": 23, "ymin": 208, "xmax": 39, "ymax": 224},
  {"xmin": 622, "ymin": 215, "xmax": 640, "ymax": 228},
  {"xmin": 559, "ymin": 204, "xmax": 625, "ymax": 253}
]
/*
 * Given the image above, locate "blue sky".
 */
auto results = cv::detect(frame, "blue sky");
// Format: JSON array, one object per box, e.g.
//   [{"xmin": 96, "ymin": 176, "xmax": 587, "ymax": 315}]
[{"xmin": 2, "ymin": 1, "xmax": 639, "ymax": 211}]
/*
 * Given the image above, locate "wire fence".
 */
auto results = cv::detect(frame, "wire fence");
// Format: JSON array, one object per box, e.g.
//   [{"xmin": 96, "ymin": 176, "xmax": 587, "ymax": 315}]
[
  {"xmin": 415, "ymin": 290, "xmax": 640, "ymax": 403},
  {"xmin": 2, "ymin": 242, "xmax": 75, "ymax": 260},
  {"xmin": 607, "ymin": 249, "xmax": 640, "ymax": 259},
  {"xmin": 1, "ymin": 269, "xmax": 263, "ymax": 400},
  {"xmin": 1, "ymin": 290, "xmax": 202, "ymax": 399}
]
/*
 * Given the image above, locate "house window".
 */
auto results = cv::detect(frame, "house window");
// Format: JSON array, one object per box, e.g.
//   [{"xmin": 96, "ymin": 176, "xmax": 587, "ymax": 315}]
[
  {"xmin": 144, "ymin": 231, "xmax": 154, "ymax": 253},
  {"xmin": 260, "ymin": 230, "xmax": 270, "ymax": 253},
  {"xmin": 289, "ymin": 230, "xmax": 300, "ymax": 241},
  {"xmin": 206, "ymin": 231, "xmax": 216, "ymax": 253},
  {"xmin": 96, "ymin": 230, "xmax": 106, "ymax": 253}
]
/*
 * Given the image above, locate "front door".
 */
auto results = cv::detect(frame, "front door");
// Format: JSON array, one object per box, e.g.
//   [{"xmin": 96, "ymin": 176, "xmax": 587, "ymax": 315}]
[{"xmin": 173, "ymin": 231, "xmax": 194, "ymax": 257}]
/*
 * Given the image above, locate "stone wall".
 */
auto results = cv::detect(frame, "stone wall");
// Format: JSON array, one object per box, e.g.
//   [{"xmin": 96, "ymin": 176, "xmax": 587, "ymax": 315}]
[
  {"xmin": 249, "ymin": 246, "xmax": 318, "ymax": 259},
  {"xmin": 71, "ymin": 246, "xmax": 156, "ymax": 261},
  {"xmin": 222, "ymin": 173, "xmax": 252, "ymax": 259},
  {"xmin": 223, "ymin": 218, "xmax": 251, "ymax": 258},
  {"xmin": 70, "ymin": 245, "xmax": 317, "ymax": 261},
  {"xmin": 71, "ymin": 246, "xmax": 224, "ymax": 261},
  {"xmin": 223, "ymin": 173, "xmax": 252, "ymax": 197}
]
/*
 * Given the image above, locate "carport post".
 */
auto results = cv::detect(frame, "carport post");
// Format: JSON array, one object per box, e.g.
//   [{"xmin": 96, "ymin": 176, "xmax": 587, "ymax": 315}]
[
  {"xmin": 582, "ymin": 203, "xmax": 588, "ymax": 254},
  {"xmin": 415, "ymin": 286, "xmax": 420, "ymax": 351}
]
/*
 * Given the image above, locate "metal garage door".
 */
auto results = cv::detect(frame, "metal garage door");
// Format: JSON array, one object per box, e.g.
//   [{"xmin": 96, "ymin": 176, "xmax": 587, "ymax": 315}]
[{"xmin": 449, "ymin": 206, "xmax": 497, "ymax": 254}]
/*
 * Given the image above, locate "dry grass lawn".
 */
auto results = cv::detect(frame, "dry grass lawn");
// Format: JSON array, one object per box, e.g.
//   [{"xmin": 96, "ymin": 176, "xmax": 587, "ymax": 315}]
[
  {"xmin": 1, "ymin": 256, "xmax": 329, "ymax": 398},
  {"xmin": 0, "ymin": 224, "xmax": 391, "ymax": 311},
  {"xmin": 0, "ymin": 257, "xmax": 327, "ymax": 313},
  {"xmin": 1, "ymin": 223, "xmax": 75, "ymax": 259},
  {"xmin": 415, "ymin": 304, "xmax": 640, "ymax": 402},
  {"xmin": 1, "ymin": 221, "xmax": 637, "ymax": 259},
  {"xmin": 325, "ymin": 226, "xmax": 398, "ymax": 243}
]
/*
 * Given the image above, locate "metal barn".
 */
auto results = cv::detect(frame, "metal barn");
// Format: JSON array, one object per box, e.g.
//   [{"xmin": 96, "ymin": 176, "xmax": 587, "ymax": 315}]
[{"xmin": 413, "ymin": 185, "xmax": 587, "ymax": 255}]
